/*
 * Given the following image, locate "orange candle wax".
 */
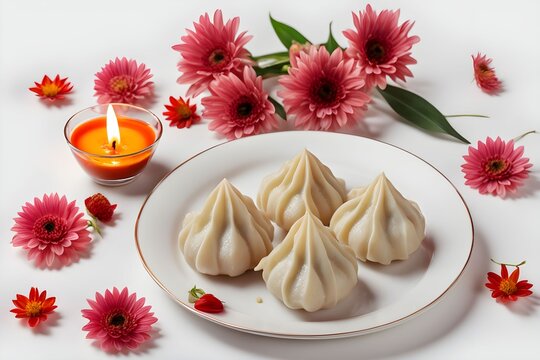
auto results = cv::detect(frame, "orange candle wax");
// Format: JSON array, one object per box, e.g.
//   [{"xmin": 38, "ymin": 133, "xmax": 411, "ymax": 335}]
[{"xmin": 70, "ymin": 116, "xmax": 156, "ymax": 181}]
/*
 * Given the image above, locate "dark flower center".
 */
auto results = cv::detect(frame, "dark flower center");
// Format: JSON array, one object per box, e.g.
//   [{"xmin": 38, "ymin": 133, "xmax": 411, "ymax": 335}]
[
  {"xmin": 231, "ymin": 95, "xmax": 259, "ymax": 122},
  {"xmin": 310, "ymin": 78, "xmax": 339, "ymax": 105},
  {"xmin": 484, "ymin": 159, "xmax": 509, "ymax": 177},
  {"xmin": 365, "ymin": 39, "xmax": 386, "ymax": 63},
  {"xmin": 44, "ymin": 221, "xmax": 55, "ymax": 232},
  {"xmin": 105, "ymin": 310, "xmax": 136, "ymax": 338},
  {"xmin": 33, "ymin": 215, "xmax": 67, "ymax": 243},
  {"xmin": 478, "ymin": 64, "xmax": 490, "ymax": 73},
  {"xmin": 237, "ymin": 102, "xmax": 253, "ymax": 117},
  {"xmin": 208, "ymin": 49, "xmax": 230, "ymax": 69},
  {"xmin": 109, "ymin": 313, "xmax": 126, "ymax": 326},
  {"xmin": 109, "ymin": 76, "xmax": 131, "ymax": 94}
]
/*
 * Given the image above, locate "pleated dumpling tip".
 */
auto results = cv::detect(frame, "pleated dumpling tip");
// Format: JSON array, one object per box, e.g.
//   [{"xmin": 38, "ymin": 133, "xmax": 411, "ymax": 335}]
[
  {"xmin": 257, "ymin": 149, "xmax": 346, "ymax": 230},
  {"xmin": 255, "ymin": 211, "xmax": 358, "ymax": 312},
  {"xmin": 330, "ymin": 173, "xmax": 426, "ymax": 265},
  {"xmin": 178, "ymin": 179, "xmax": 274, "ymax": 277}
]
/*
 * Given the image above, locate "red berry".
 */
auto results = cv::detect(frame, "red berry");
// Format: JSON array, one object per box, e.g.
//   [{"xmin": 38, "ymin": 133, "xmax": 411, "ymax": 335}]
[
  {"xmin": 85, "ymin": 193, "xmax": 117, "ymax": 222},
  {"xmin": 194, "ymin": 294, "xmax": 224, "ymax": 313}
]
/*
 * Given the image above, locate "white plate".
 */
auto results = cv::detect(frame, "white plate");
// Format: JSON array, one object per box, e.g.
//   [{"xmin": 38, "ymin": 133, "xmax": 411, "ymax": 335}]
[{"xmin": 135, "ymin": 131, "xmax": 473, "ymax": 339}]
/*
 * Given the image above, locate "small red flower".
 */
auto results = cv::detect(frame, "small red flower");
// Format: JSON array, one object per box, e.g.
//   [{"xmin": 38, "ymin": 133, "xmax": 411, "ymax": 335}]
[
  {"xmin": 194, "ymin": 294, "xmax": 224, "ymax": 313},
  {"xmin": 10, "ymin": 287, "xmax": 57, "ymax": 327},
  {"xmin": 485, "ymin": 262, "xmax": 533, "ymax": 303},
  {"xmin": 85, "ymin": 193, "xmax": 117, "ymax": 222},
  {"xmin": 472, "ymin": 53, "xmax": 503, "ymax": 94},
  {"xmin": 29, "ymin": 75, "xmax": 73, "ymax": 101},
  {"xmin": 163, "ymin": 96, "xmax": 201, "ymax": 129}
]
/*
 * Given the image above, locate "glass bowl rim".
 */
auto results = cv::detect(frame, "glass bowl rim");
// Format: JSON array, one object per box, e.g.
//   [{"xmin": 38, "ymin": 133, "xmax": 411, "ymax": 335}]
[{"xmin": 64, "ymin": 103, "xmax": 163, "ymax": 159}]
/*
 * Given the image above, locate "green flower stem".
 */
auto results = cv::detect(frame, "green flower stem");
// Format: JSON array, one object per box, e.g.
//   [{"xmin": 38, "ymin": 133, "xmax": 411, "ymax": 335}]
[
  {"xmin": 490, "ymin": 259, "xmax": 526, "ymax": 267},
  {"xmin": 513, "ymin": 130, "xmax": 537, "ymax": 142},
  {"xmin": 188, "ymin": 285, "xmax": 206, "ymax": 303},
  {"xmin": 87, "ymin": 216, "xmax": 101, "ymax": 237},
  {"xmin": 444, "ymin": 114, "xmax": 489, "ymax": 118}
]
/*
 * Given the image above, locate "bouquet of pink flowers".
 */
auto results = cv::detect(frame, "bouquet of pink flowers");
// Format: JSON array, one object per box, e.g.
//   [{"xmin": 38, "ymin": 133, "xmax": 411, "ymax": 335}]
[{"xmin": 172, "ymin": 5, "xmax": 469, "ymax": 143}]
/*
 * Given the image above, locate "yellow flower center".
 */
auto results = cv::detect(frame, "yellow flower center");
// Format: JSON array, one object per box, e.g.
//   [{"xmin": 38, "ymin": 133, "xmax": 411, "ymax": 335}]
[
  {"xmin": 41, "ymin": 83, "xmax": 60, "ymax": 98},
  {"xmin": 25, "ymin": 301, "xmax": 43, "ymax": 317},
  {"xmin": 110, "ymin": 76, "xmax": 130, "ymax": 93},
  {"xmin": 499, "ymin": 279, "xmax": 517, "ymax": 295},
  {"xmin": 176, "ymin": 105, "xmax": 192, "ymax": 120}
]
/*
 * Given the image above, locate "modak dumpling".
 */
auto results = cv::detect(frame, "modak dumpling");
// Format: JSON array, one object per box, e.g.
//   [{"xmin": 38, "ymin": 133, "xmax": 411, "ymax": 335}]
[
  {"xmin": 178, "ymin": 179, "xmax": 274, "ymax": 277},
  {"xmin": 255, "ymin": 211, "xmax": 358, "ymax": 312},
  {"xmin": 347, "ymin": 186, "xmax": 367, "ymax": 200},
  {"xmin": 330, "ymin": 173, "xmax": 425, "ymax": 265},
  {"xmin": 257, "ymin": 149, "xmax": 346, "ymax": 230}
]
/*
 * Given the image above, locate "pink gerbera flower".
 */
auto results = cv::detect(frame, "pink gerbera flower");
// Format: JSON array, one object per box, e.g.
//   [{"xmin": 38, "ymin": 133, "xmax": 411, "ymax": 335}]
[
  {"xmin": 11, "ymin": 193, "xmax": 91, "ymax": 268},
  {"xmin": 82, "ymin": 287, "xmax": 157, "ymax": 352},
  {"xmin": 343, "ymin": 4, "xmax": 420, "ymax": 89},
  {"xmin": 288, "ymin": 42, "xmax": 317, "ymax": 68},
  {"xmin": 278, "ymin": 47, "xmax": 371, "ymax": 131},
  {"xmin": 462, "ymin": 137, "xmax": 532, "ymax": 197},
  {"xmin": 472, "ymin": 53, "xmax": 503, "ymax": 94},
  {"xmin": 201, "ymin": 66, "xmax": 277, "ymax": 139},
  {"xmin": 172, "ymin": 9, "xmax": 253, "ymax": 97},
  {"xmin": 94, "ymin": 57, "xmax": 154, "ymax": 105}
]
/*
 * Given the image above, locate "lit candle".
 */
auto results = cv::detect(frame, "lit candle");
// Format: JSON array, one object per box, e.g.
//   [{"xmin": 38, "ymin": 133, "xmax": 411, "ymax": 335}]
[{"xmin": 65, "ymin": 103, "xmax": 162, "ymax": 186}]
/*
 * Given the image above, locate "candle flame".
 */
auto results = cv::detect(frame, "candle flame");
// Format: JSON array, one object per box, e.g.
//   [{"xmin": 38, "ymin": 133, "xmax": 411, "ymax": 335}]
[{"xmin": 106, "ymin": 104, "xmax": 121, "ymax": 149}]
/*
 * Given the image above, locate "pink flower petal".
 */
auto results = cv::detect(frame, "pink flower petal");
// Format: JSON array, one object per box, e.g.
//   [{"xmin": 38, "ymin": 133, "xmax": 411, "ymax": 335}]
[{"xmin": 461, "ymin": 137, "xmax": 532, "ymax": 197}]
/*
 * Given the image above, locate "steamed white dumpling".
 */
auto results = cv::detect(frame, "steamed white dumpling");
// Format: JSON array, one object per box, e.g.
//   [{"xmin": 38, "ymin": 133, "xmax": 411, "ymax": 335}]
[
  {"xmin": 330, "ymin": 173, "xmax": 425, "ymax": 265},
  {"xmin": 257, "ymin": 149, "xmax": 346, "ymax": 230},
  {"xmin": 255, "ymin": 211, "xmax": 358, "ymax": 312},
  {"xmin": 178, "ymin": 179, "xmax": 274, "ymax": 277},
  {"xmin": 347, "ymin": 186, "xmax": 367, "ymax": 200}
]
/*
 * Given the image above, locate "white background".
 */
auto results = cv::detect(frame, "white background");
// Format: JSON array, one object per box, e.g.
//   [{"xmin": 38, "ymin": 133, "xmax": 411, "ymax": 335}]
[{"xmin": 1, "ymin": 0, "xmax": 539, "ymax": 359}]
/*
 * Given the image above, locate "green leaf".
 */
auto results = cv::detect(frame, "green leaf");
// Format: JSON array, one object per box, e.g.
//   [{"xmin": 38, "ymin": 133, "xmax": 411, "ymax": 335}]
[
  {"xmin": 269, "ymin": 14, "xmax": 310, "ymax": 49},
  {"xmin": 378, "ymin": 85, "xmax": 470, "ymax": 144},
  {"xmin": 324, "ymin": 22, "xmax": 341, "ymax": 52},
  {"xmin": 269, "ymin": 96, "xmax": 287, "ymax": 120}
]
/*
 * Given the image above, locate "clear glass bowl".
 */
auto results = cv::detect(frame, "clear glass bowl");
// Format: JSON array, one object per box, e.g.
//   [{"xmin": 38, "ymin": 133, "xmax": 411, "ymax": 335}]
[{"xmin": 64, "ymin": 103, "xmax": 162, "ymax": 186}]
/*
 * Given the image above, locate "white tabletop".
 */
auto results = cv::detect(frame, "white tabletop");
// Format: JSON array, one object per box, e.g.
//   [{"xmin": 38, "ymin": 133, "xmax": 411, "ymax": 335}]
[{"xmin": 1, "ymin": 0, "xmax": 539, "ymax": 359}]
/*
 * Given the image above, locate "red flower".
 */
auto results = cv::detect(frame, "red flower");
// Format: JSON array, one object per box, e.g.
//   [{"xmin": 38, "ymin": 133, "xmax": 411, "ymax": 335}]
[
  {"xmin": 10, "ymin": 287, "xmax": 57, "ymax": 327},
  {"xmin": 29, "ymin": 75, "xmax": 73, "ymax": 101},
  {"xmin": 85, "ymin": 193, "xmax": 117, "ymax": 222},
  {"xmin": 485, "ymin": 264, "xmax": 533, "ymax": 303},
  {"xmin": 472, "ymin": 53, "xmax": 502, "ymax": 94},
  {"xmin": 163, "ymin": 96, "xmax": 201, "ymax": 129},
  {"xmin": 194, "ymin": 294, "xmax": 224, "ymax": 313}
]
